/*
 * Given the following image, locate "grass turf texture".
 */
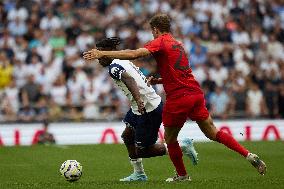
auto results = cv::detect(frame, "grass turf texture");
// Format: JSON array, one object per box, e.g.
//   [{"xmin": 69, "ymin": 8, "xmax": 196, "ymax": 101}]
[{"xmin": 0, "ymin": 141, "xmax": 283, "ymax": 189}]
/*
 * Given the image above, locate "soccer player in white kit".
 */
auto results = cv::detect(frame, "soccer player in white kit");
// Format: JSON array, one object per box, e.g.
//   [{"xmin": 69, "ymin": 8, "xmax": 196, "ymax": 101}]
[{"xmin": 95, "ymin": 37, "xmax": 197, "ymax": 181}]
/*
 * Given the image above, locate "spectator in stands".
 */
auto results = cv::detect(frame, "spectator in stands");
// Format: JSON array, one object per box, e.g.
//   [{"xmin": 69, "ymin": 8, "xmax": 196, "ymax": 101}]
[
  {"xmin": 209, "ymin": 57, "xmax": 228, "ymax": 87},
  {"xmin": 13, "ymin": 59, "xmax": 27, "ymax": 88},
  {"xmin": 100, "ymin": 106, "xmax": 118, "ymax": 121},
  {"xmin": 231, "ymin": 82, "xmax": 247, "ymax": 118},
  {"xmin": 202, "ymin": 70, "xmax": 216, "ymax": 93},
  {"xmin": 0, "ymin": 52, "xmax": 13, "ymax": 89},
  {"xmin": 233, "ymin": 44, "xmax": 253, "ymax": 76},
  {"xmin": 0, "ymin": 2, "xmax": 7, "ymax": 32},
  {"xmin": 48, "ymin": 99, "xmax": 63, "ymax": 121},
  {"xmin": 48, "ymin": 29, "xmax": 66, "ymax": 58},
  {"xmin": 7, "ymin": 16, "xmax": 27, "ymax": 36},
  {"xmin": 67, "ymin": 73, "xmax": 84, "ymax": 107},
  {"xmin": 7, "ymin": 1, "xmax": 28, "ymax": 22},
  {"xmin": 26, "ymin": 54, "xmax": 43, "ymax": 79},
  {"xmin": 190, "ymin": 41, "xmax": 207, "ymax": 68},
  {"xmin": 0, "ymin": 92, "xmax": 17, "ymax": 121},
  {"xmin": 36, "ymin": 35, "xmax": 52, "ymax": 64},
  {"xmin": 76, "ymin": 30, "xmax": 95, "ymax": 52},
  {"xmin": 35, "ymin": 96, "xmax": 49, "ymax": 122},
  {"xmin": 0, "ymin": 0, "xmax": 283, "ymax": 122},
  {"xmin": 1, "ymin": 37, "xmax": 14, "ymax": 60},
  {"xmin": 231, "ymin": 24, "xmax": 250, "ymax": 45},
  {"xmin": 64, "ymin": 38, "xmax": 79, "ymax": 59},
  {"xmin": 267, "ymin": 34, "xmax": 284, "ymax": 61},
  {"xmin": 20, "ymin": 74, "xmax": 41, "ymax": 107},
  {"xmin": 0, "ymin": 29, "xmax": 15, "ymax": 49},
  {"xmin": 210, "ymin": 86, "xmax": 230, "ymax": 119},
  {"xmin": 83, "ymin": 74, "xmax": 100, "ymax": 119},
  {"xmin": 40, "ymin": 10, "xmax": 61, "ymax": 31},
  {"xmin": 43, "ymin": 52, "xmax": 63, "ymax": 87},
  {"xmin": 11, "ymin": 37, "xmax": 26, "ymax": 62},
  {"xmin": 65, "ymin": 106, "xmax": 83, "ymax": 121},
  {"xmin": 263, "ymin": 82, "xmax": 279, "ymax": 118},
  {"xmin": 246, "ymin": 83, "xmax": 267, "ymax": 118},
  {"xmin": 3, "ymin": 78, "xmax": 19, "ymax": 117},
  {"xmin": 18, "ymin": 106, "xmax": 36, "ymax": 122},
  {"xmin": 49, "ymin": 75, "xmax": 68, "ymax": 107},
  {"xmin": 205, "ymin": 33, "xmax": 224, "ymax": 56},
  {"xmin": 220, "ymin": 49, "xmax": 235, "ymax": 68}
]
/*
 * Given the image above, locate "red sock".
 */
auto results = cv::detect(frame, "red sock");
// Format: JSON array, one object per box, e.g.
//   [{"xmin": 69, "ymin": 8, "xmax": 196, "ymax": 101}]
[
  {"xmin": 167, "ymin": 141, "xmax": 187, "ymax": 176},
  {"xmin": 216, "ymin": 131, "xmax": 249, "ymax": 157}
]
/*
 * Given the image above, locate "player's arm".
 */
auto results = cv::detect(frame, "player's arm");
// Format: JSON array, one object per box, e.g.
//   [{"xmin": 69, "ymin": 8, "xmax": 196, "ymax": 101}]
[
  {"xmin": 83, "ymin": 48, "xmax": 151, "ymax": 60},
  {"xmin": 121, "ymin": 72, "xmax": 146, "ymax": 114},
  {"xmin": 147, "ymin": 76, "xmax": 163, "ymax": 86}
]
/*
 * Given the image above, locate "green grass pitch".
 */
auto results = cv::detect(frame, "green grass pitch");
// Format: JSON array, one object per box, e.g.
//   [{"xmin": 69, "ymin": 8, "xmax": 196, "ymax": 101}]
[{"xmin": 0, "ymin": 141, "xmax": 283, "ymax": 189}]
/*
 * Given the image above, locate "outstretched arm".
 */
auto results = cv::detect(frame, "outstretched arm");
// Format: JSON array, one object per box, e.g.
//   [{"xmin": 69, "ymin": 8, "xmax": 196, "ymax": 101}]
[
  {"xmin": 83, "ymin": 48, "xmax": 151, "ymax": 60},
  {"xmin": 121, "ymin": 72, "xmax": 146, "ymax": 114}
]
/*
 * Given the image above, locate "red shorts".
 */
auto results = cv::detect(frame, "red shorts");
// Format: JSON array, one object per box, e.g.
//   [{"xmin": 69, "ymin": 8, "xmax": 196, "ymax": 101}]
[{"xmin": 162, "ymin": 94, "xmax": 209, "ymax": 127}]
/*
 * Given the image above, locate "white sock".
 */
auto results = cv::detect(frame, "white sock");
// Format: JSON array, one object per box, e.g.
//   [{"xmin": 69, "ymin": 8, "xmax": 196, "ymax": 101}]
[{"xmin": 130, "ymin": 158, "xmax": 145, "ymax": 174}]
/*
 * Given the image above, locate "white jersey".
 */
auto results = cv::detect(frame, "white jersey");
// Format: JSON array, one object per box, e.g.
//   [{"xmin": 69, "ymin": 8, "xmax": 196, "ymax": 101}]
[{"xmin": 108, "ymin": 59, "xmax": 161, "ymax": 115}]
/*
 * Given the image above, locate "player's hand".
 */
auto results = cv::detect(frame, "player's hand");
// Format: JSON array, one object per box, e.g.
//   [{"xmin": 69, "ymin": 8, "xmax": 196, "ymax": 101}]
[
  {"xmin": 147, "ymin": 76, "xmax": 163, "ymax": 86},
  {"xmin": 137, "ymin": 100, "xmax": 146, "ymax": 114},
  {"xmin": 83, "ymin": 49, "xmax": 103, "ymax": 60}
]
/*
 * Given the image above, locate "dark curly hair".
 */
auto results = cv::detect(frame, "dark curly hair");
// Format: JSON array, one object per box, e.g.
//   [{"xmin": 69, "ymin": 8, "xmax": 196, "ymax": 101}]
[{"xmin": 96, "ymin": 37, "xmax": 121, "ymax": 50}]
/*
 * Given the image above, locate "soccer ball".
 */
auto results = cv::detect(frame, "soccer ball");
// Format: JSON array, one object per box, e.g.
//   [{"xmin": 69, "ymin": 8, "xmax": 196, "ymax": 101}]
[{"xmin": 59, "ymin": 160, "xmax": 83, "ymax": 182}]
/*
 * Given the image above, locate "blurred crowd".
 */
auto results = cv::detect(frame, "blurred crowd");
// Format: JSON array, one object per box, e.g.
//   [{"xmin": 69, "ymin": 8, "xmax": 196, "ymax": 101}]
[{"xmin": 0, "ymin": 0, "xmax": 284, "ymax": 122}]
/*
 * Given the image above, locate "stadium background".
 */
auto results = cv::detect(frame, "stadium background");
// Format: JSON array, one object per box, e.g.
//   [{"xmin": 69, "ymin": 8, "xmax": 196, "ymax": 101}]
[
  {"xmin": 0, "ymin": 1, "xmax": 283, "ymax": 189},
  {"xmin": 0, "ymin": 0, "xmax": 284, "ymax": 123}
]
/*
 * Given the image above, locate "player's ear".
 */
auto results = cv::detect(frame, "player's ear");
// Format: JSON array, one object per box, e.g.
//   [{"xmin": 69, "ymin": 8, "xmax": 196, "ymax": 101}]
[
  {"xmin": 153, "ymin": 27, "xmax": 160, "ymax": 36},
  {"xmin": 153, "ymin": 27, "xmax": 157, "ymax": 33}
]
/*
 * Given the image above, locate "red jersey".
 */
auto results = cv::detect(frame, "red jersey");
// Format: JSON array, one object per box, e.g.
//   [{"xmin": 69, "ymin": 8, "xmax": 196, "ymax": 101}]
[{"xmin": 144, "ymin": 33, "xmax": 203, "ymax": 98}]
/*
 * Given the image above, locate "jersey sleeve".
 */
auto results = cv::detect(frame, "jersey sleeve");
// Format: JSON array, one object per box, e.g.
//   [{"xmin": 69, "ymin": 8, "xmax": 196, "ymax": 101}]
[
  {"xmin": 108, "ymin": 63, "xmax": 126, "ymax": 80},
  {"xmin": 144, "ymin": 37, "xmax": 162, "ymax": 54}
]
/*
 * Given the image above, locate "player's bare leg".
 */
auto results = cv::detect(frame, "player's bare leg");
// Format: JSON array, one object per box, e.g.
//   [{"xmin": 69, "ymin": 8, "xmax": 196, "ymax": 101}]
[
  {"xmin": 120, "ymin": 127, "xmax": 147, "ymax": 181},
  {"xmin": 139, "ymin": 138, "xmax": 198, "ymax": 164},
  {"xmin": 121, "ymin": 126, "xmax": 138, "ymax": 159},
  {"xmin": 164, "ymin": 127, "xmax": 191, "ymax": 182},
  {"xmin": 197, "ymin": 115, "xmax": 267, "ymax": 175}
]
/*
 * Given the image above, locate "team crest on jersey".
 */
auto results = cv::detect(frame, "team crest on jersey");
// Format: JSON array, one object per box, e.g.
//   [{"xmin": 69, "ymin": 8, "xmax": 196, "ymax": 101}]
[
  {"xmin": 109, "ymin": 63, "xmax": 126, "ymax": 80},
  {"xmin": 111, "ymin": 67, "xmax": 120, "ymax": 76}
]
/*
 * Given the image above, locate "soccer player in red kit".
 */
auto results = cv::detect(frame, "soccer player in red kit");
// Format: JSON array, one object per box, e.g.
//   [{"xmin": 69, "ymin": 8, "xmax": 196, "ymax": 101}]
[{"xmin": 83, "ymin": 14, "xmax": 267, "ymax": 182}]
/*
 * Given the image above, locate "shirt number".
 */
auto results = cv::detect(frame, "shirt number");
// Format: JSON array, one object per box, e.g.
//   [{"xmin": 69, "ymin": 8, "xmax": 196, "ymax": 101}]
[{"xmin": 172, "ymin": 44, "xmax": 189, "ymax": 70}]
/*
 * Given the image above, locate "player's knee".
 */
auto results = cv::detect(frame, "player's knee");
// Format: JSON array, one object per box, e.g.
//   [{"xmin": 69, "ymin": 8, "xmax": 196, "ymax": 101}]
[
  {"xmin": 198, "ymin": 116, "xmax": 218, "ymax": 141},
  {"xmin": 164, "ymin": 134, "xmax": 177, "ymax": 145},
  {"xmin": 164, "ymin": 127, "xmax": 179, "ymax": 144},
  {"xmin": 121, "ymin": 127, "xmax": 135, "ymax": 145}
]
